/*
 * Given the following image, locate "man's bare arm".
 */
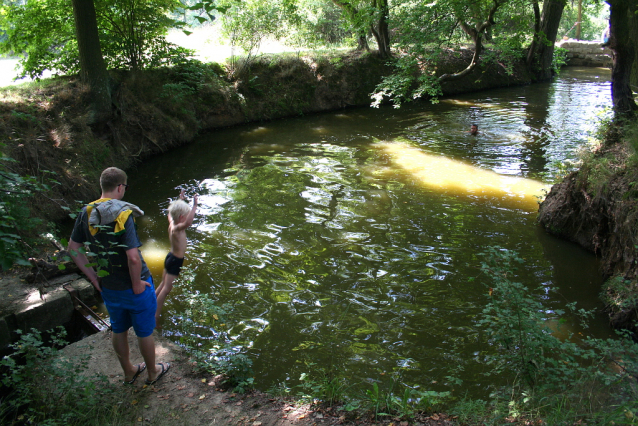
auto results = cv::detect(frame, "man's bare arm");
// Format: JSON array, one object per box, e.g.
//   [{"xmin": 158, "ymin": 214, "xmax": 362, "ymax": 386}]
[
  {"xmin": 126, "ymin": 248, "xmax": 151, "ymax": 294},
  {"xmin": 68, "ymin": 239, "xmax": 102, "ymax": 292}
]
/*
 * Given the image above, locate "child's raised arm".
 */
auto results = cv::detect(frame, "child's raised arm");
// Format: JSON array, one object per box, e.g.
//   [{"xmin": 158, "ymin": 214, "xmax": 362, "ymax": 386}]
[
  {"xmin": 183, "ymin": 195, "xmax": 198, "ymax": 228},
  {"xmin": 170, "ymin": 191, "xmax": 198, "ymax": 231}
]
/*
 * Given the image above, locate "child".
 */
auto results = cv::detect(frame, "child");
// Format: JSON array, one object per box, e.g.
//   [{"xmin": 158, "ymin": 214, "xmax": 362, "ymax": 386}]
[{"xmin": 155, "ymin": 189, "xmax": 198, "ymax": 323}]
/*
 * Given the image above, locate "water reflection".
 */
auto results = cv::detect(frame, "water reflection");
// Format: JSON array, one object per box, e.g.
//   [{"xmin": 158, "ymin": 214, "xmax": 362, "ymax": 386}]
[{"xmin": 128, "ymin": 67, "xmax": 613, "ymax": 397}]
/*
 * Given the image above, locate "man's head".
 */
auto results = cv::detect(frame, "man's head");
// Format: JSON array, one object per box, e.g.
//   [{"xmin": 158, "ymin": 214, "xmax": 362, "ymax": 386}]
[
  {"xmin": 168, "ymin": 199, "xmax": 190, "ymax": 223},
  {"xmin": 470, "ymin": 124, "xmax": 479, "ymax": 135},
  {"xmin": 100, "ymin": 167, "xmax": 128, "ymax": 197}
]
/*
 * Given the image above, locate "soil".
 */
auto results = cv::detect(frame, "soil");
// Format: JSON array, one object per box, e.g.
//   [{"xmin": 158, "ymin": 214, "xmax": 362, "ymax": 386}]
[{"xmin": 61, "ymin": 329, "xmax": 457, "ymax": 426}]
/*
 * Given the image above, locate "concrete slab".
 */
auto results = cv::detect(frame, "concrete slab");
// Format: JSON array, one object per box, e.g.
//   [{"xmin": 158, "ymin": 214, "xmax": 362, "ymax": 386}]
[{"xmin": 0, "ymin": 273, "xmax": 99, "ymax": 351}]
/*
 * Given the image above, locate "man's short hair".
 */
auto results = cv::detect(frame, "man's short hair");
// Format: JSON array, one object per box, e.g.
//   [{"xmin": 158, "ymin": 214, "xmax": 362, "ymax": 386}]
[
  {"xmin": 100, "ymin": 167, "xmax": 127, "ymax": 193},
  {"xmin": 168, "ymin": 199, "xmax": 190, "ymax": 222}
]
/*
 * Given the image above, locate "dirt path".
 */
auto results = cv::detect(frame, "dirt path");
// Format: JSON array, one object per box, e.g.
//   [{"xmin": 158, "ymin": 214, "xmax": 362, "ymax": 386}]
[
  {"xmin": 62, "ymin": 330, "xmax": 322, "ymax": 425},
  {"xmin": 61, "ymin": 330, "xmax": 457, "ymax": 426}
]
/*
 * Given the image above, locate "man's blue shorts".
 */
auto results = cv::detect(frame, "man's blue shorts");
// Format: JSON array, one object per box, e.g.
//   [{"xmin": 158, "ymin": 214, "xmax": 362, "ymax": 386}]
[{"xmin": 101, "ymin": 276, "xmax": 156, "ymax": 338}]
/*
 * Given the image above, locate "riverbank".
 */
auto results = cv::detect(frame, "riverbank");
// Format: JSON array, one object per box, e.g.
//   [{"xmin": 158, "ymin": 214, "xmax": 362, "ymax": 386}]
[{"xmin": 538, "ymin": 119, "xmax": 638, "ymax": 332}]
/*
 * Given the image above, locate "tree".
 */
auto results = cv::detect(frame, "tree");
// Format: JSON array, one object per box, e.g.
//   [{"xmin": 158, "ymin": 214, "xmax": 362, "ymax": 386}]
[
  {"xmin": 0, "ymin": 0, "xmax": 189, "ymax": 80},
  {"xmin": 369, "ymin": 0, "xmax": 391, "ymax": 58},
  {"xmin": 526, "ymin": 0, "xmax": 567, "ymax": 81},
  {"xmin": 71, "ymin": 0, "xmax": 111, "ymax": 122},
  {"xmin": 372, "ymin": 0, "xmax": 520, "ymax": 106},
  {"xmin": 439, "ymin": 0, "xmax": 504, "ymax": 82},
  {"xmin": 329, "ymin": 0, "xmax": 391, "ymax": 57},
  {"xmin": 606, "ymin": 0, "xmax": 637, "ymax": 116},
  {"xmin": 629, "ymin": 2, "xmax": 638, "ymax": 90},
  {"xmin": 557, "ymin": 0, "xmax": 607, "ymax": 41}
]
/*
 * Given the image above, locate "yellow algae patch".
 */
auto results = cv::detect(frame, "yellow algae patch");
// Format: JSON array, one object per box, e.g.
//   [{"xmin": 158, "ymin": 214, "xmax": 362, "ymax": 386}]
[
  {"xmin": 242, "ymin": 126, "xmax": 272, "ymax": 137},
  {"xmin": 375, "ymin": 141, "xmax": 549, "ymax": 211},
  {"xmin": 140, "ymin": 240, "xmax": 170, "ymax": 280},
  {"xmin": 440, "ymin": 99, "xmax": 497, "ymax": 108}
]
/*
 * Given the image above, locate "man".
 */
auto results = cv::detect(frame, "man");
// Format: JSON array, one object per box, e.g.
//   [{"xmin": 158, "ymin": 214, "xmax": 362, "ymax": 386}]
[
  {"xmin": 68, "ymin": 167, "xmax": 170, "ymax": 385},
  {"xmin": 469, "ymin": 124, "xmax": 479, "ymax": 135}
]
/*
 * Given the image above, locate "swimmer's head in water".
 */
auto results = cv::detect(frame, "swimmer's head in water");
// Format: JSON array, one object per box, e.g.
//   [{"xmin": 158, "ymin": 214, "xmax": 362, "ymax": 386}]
[{"xmin": 470, "ymin": 124, "xmax": 479, "ymax": 135}]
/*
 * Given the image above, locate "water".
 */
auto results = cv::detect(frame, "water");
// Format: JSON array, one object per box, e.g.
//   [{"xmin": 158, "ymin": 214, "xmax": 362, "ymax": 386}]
[{"xmin": 127, "ymin": 67, "xmax": 614, "ymax": 396}]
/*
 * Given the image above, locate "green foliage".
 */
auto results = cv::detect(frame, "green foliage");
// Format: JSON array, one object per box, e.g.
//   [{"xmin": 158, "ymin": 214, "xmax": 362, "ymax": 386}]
[
  {"xmin": 371, "ymin": 56, "xmax": 442, "ymax": 108},
  {"xmin": 552, "ymin": 46, "xmax": 569, "ymax": 74},
  {"xmin": 177, "ymin": 291, "xmax": 254, "ymax": 392},
  {"xmin": 297, "ymin": 369, "xmax": 349, "ymax": 406},
  {"xmin": 475, "ymin": 247, "xmax": 638, "ymax": 424},
  {"xmin": 0, "ymin": 0, "xmax": 191, "ymax": 79},
  {"xmin": 280, "ymin": 0, "xmax": 351, "ymax": 49},
  {"xmin": 479, "ymin": 247, "xmax": 594, "ymax": 391},
  {"xmin": 558, "ymin": 0, "xmax": 608, "ymax": 41},
  {"xmin": 601, "ymin": 275, "xmax": 638, "ymax": 312},
  {"xmin": 450, "ymin": 395, "xmax": 489, "ymax": 424},
  {"xmin": 219, "ymin": 0, "xmax": 288, "ymax": 76},
  {"xmin": 625, "ymin": 119, "xmax": 638, "ymax": 167},
  {"xmin": 484, "ymin": 33, "xmax": 526, "ymax": 75},
  {"xmin": 356, "ymin": 380, "xmax": 450, "ymax": 420},
  {"xmin": 0, "ymin": 327, "xmax": 115, "ymax": 425},
  {"xmin": 0, "ymin": 149, "xmax": 49, "ymax": 270}
]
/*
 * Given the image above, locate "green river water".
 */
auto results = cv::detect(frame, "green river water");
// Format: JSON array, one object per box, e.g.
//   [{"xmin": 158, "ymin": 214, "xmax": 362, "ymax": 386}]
[{"xmin": 126, "ymin": 67, "xmax": 614, "ymax": 396}]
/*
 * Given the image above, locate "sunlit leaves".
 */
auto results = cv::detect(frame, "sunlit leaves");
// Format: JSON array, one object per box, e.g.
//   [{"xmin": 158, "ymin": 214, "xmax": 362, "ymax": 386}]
[{"xmin": 0, "ymin": 0, "xmax": 191, "ymax": 79}]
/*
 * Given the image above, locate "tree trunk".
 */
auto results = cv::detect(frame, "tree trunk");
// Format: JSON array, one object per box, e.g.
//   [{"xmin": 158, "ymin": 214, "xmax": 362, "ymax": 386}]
[
  {"xmin": 370, "ymin": 0, "xmax": 391, "ymax": 58},
  {"xmin": 331, "ymin": 0, "xmax": 371, "ymax": 52},
  {"xmin": 607, "ymin": 0, "xmax": 637, "ymax": 116},
  {"xmin": 439, "ymin": 0, "xmax": 500, "ymax": 83},
  {"xmin": 357, "ymin": 34, "xmax": 370, "ymax": 51},
  {"xmin": 630, "ymin": 1, "xmax": 638, "ymax": 91},
  {"xmin": 527, "ymin": 0, "xmax": 566, "ymax": 82},
  {"xmin": 575, "ymin": 0, "xmax": 582, "ymax": 40},
  {"xmin": 72, "ymin": 0, "xmax": 111, "ymax": 123}
]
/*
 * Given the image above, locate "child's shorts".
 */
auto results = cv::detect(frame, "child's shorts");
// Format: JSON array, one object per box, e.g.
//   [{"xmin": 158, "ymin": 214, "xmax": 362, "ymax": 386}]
[
  {"xmin": 101, "ymin": 276, "xmax": 156, "ymax": 337},
  {"xmin": 164, "ymin": 252, "xmax": 184, "ymax": 276}
]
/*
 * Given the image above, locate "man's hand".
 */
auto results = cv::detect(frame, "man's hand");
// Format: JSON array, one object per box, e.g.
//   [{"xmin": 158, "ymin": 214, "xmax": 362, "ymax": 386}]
[
  {"xmin": 91, "ymin": 278, "xmax": 102, "ymax": 292},
  {"xmin": 132, "ymin": 280, "xmax": 152, "ymax": 295},
  {"xmin": 69, "ymin": 239, "xmax": 102, "ymax": 292}
]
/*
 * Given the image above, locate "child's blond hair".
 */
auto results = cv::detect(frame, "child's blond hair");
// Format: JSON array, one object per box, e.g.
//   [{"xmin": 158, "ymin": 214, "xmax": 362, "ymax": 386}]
[{"xmin": 168, "ymin": 199, "xmax": 191, "ymax": 222}]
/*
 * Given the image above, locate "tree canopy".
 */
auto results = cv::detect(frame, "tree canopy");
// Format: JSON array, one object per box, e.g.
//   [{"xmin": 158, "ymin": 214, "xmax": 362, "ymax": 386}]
[
  {"xmin": 0, "ymin": 0, "xmax": 191, "ymax": 79},
  {"xmin": 0, "ymin": 0, "xmax": 631, "ymax": 116}
]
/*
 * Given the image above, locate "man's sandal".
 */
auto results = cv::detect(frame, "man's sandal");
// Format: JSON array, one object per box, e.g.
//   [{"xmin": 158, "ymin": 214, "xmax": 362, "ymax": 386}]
[
  {"xmin": 123, "ymin": 363, "xmax": 146, "ymax": 385},
  {"xmin": 145, "ymin": 362, "xmax": 171, "ymax": 385}
]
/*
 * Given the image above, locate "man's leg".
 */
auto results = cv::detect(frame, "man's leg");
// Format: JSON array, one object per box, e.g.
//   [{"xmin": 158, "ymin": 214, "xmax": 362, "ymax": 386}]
[
  {"xmin": 112, "ymin": 330, "xmax": 139, "ymax": 381},
  {"xmin": 138, "ymin": 334, "xmax": 158, "ymax": 380}
]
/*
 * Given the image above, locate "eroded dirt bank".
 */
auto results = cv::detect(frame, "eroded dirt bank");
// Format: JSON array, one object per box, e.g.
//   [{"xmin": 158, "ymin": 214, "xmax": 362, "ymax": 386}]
[
  {"xmin": 1, "ymin": 49, "xmax": 532, "ymax": 226},
  {"xmin": 537, "ymin": 124, "xmax": 638, "ymax": 331}
]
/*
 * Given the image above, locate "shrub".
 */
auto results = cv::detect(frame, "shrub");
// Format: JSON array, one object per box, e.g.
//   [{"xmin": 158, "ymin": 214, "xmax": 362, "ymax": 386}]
[
  {"xmin": 0, "ymin": 149, "xmax": 50, "ymax": 270},
  {"xmin": 0, "ymin": 328, "xmax": 115, "ymax": 425},
  {"xmin": 473, "ymin": 247, "xmax": 638, "ymax": 424}
]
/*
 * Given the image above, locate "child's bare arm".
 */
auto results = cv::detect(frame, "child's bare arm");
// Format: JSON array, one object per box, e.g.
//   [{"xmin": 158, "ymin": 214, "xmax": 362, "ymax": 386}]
[
  {"xmin": 172, "ymin": 195, "xmax": 198, "ymax": 232},
  {"xmin": 184, "ymin": 195, "xmax": 198, "ymax": 228}
]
